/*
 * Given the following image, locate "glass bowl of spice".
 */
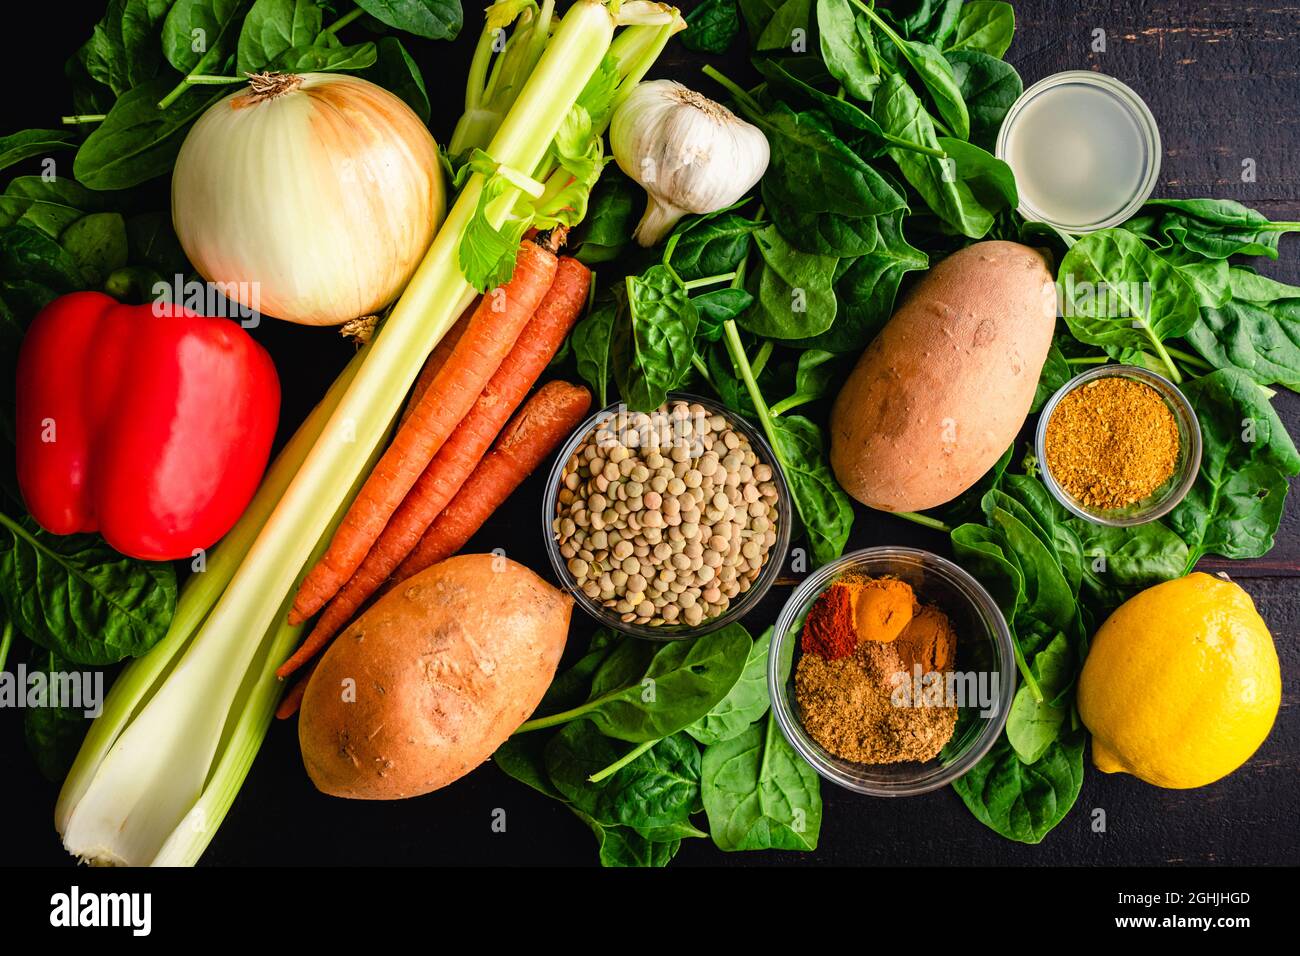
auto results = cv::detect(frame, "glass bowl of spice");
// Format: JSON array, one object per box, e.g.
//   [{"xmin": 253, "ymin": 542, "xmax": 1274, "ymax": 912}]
[
  {"xmin": 1036, "ymin": 364, "xmax": 1202, "ymax": 526},
  {"xmin": 542, "ymin": 394, "xmax": 792, "ymax": 640},
  {"xmin": 769, "ymin": 547, "xmax": 1015, "ymax": 796}
]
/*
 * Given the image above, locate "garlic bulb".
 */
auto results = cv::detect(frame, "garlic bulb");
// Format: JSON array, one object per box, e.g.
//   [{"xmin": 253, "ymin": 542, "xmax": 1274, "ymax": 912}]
[
  {"xmin": 172, "ymin": 73, "xmax": 444, "ymax": 326},
  {"xmin": 610, "ymin": 80, "xmax": 769, "ymax": 246}
]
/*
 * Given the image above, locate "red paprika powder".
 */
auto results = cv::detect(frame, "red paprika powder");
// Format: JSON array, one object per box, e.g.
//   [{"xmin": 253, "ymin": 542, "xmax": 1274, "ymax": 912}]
[{"xmin": 801, "ymin": 583, "xmax": 858, "ymax": 660}]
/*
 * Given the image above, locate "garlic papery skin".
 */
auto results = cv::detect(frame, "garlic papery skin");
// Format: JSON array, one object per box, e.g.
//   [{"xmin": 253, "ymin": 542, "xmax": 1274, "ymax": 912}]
[
  {"xmin": 171, "ymin": 72, "xmax": 444, "ymax": 327},
  {"xmin": 610, "ymin": 80, "xmax": 769, "ymax": 247}
]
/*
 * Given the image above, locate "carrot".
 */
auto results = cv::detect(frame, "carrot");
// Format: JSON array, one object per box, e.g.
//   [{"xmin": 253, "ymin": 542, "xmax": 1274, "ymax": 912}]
[
  {"xmin": 400, "ymin": 299, "xmax": 476, "ymax": 426},
  {"xmin": 277, "ymin": 260, "xmax": 591, "ymax": 679},
  {"xmin": 392, "ymin": 380, "xmax": 592, "ymax": 584},
  {"xmin": 289, "ymin": 239, "xmax": 559, "ymax": 624},
  {"xmin": 275, "ymin": 660, "xmax": 316, "ymax": 719}
]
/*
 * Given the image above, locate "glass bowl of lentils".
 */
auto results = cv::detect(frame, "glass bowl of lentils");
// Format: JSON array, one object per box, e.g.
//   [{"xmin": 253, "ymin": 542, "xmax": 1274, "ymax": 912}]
[
  {"xmin": 1035, "ymin": 364, "xmax": 1202, "ymax": 526},
  {"xmin": 543, "ymin": 394, "xmax": 792, "ymax": 639}
]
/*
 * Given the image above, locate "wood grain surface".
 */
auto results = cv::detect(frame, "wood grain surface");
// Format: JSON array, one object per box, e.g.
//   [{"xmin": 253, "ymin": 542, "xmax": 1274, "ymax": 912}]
[{"xmin": 1, "ymin": 0, "xmax": 1296, "ymax": 867}]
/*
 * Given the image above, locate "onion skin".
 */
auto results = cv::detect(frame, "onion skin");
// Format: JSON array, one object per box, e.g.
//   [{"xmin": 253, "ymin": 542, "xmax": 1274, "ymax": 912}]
[{"xmin": 172, "ymin": 73, "xmax": 444, "ymax": 327}]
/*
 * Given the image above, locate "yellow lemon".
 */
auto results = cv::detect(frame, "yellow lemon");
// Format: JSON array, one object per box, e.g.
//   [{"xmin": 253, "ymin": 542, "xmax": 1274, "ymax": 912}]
[{"xmin": 1078, "ymin": 572, "xmax": 1280, "ymax": 789}]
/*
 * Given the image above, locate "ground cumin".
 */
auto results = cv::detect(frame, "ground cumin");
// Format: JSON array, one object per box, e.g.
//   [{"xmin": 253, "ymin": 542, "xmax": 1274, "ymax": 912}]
[
  {"xmin": 795, "ymin": 583, "xmax": 958, "ymax": 764},
  {"xmin": 1044, "ymin": 376, "xmax": 1180, "ymax": 510}
]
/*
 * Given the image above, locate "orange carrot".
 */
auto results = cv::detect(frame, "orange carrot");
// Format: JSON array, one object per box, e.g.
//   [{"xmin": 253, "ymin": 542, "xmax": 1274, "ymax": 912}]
[
  {"xmin": 289, "ymin": 239, "xmax": 559, "ymax": 624},
  {"xmin": 275, "ymin": 660, "xmax": 316, "ymax": 719},
  {"xmin": 277, "ymin": 261, "xmax": 591, "ymax": 680},
  {"xmin": 400, "ymin": 299, "xmax": 476, "ymax": 426},
  {"xmin": 392, "ymin": 380, "xmax": 592, "ymax": 584}
]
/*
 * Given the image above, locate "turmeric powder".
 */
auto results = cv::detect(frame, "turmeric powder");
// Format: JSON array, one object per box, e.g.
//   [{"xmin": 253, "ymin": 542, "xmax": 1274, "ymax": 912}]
[{"xmin": 850, "ymin": 577, "xmax": 915, "ymax": 643}]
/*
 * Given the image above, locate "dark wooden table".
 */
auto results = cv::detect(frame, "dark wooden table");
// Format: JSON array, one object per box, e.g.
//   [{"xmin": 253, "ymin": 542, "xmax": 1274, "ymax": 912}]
[{"xmin": 2, "ymin": 0, "xmax": 1296, "ymax": 866}]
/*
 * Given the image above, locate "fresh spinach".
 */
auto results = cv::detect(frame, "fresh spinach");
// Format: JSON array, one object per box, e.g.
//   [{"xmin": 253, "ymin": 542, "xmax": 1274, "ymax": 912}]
[
  {"xmin": 572, "ymin": 808, "xmax": 682, "ymax": 866},
  {"xmin": 612, "ymin": 264, "xmax": 700, "ymax": 412},
  {"xmin": 572, "ymin": 168, "xmax": 640, "ymax": 265},
  {"xmin": 770, "ymin": 414, "xmax": 854, "ymax": 565},
  {"xmin": 951, "ymin": 731, "xmax": 1085, "ymax": 844},
  {"xmin": 666, "ymin": 211, "xmax": 761, "ymax": 282},
  {"xmin": 1005, "ymin": 632, "xmax": 1072, "ymax": 763},
  {"xmin": 269, "ymin": 40, "xmax": 378, "ymax": 71},
  {"xmin": 61, "ymin": 212, "xmax": 130, "ymax": 286},
  {"xmin": 693, "ymin": 287, "xmax": 754, "ymax": 341},
  {"xmin": 352, "ymin": 0, "xmax": 462, "ymax": 40},
  {"xmin": 363, "ymin": 37, "xmax": 431, "ymax": 122},
  {"xmin": 935, "ymin": 136, "xmax": 1017, "ymax": 211},
  {"xmin": 74, "ymin": 80, "xmax": 222, "ymax": 190},
  {"xmin": 741, "ymin": 225, "xmax": 838, "ymax": 339},
  {"xmin": 873, "ymin": 74, "xmax": 993, "ymax": 238},
  {"xmin": 23, "ymin": 647, "xmax": 91, "ymax": 782},
  {"xmin": 1128, "ymin": 198, "xmax": 1300, "ymax": 261},
  {"xmin": 892, "ymin": 0, "xmax": 962, "ymax": 46},
  {"xmin": 546, "ymin": 723, "xmax": 702, "ymax": 829},
  {"xmin": 1168, "ymin": 368, "xmax": 1300, "ymax": 566},
  {"xmin": 816, "ymin": 0, "xmax": 880, "ymax": 101},
  {"xmin": 700, "ymin": 711, "xmax": 822, "ymax": 851},
  {"xmin": 237, "ymin": 0, "xmax": 323, "ymax": 72},
  {"xmin": 945, "ymin": 49, "xmax": 1022, "ymax": 150},
  {"xmin": 1031, "ymin": 340, "xmax": 1070, "ymax": 412},
  {"xmin": 0, "ymin": 131, "xmax": 77, "ymax": 175},
  {"xmin": 1186, "ymin": 266, "xmax": 1300, "ymax": 391},
  {"xmin": 749, "ymin": 0, "xmax": 813, "ymax": 51},
  {"xmin": 686, "ymin": 626, "xmax": 772, "ymax": 746},
  {"xmin": 76, "ymin": 0, "xmax": 175, "ymax": 97},
  {"xmin": 1057, "ymin": 227, "xmax": 1200, "ymax": 374},
  {"xmin": 0, "ymin": 513, "xmax": 176, "ymax": 666},
  {"xmin": 571, "ymin": 302, "xmax": 616, "ymax": 407},
  {"xmin": 161, "ymin": 0, "xmax": 252, "ymax": 76},
  {"xmin": 945, "ymin": 0, "xmax": 1014, "ymax": 58},
  {"xmin": 681, "ymin": 0, "xmax": 741, "ymax": 54},
  {"xmin": 866, "ymin": 11, "xmax": 970, "ymax": 140},
  {"xmin": 1069, "ymin": 519, "xmax": 1189, "ymax": 610}
]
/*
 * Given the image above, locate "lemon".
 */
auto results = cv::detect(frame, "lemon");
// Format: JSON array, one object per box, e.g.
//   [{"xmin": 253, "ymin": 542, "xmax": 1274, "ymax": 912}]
[{"xmin": 1078, "ymin": 572, "xmax": 1280, "ymax": 789}]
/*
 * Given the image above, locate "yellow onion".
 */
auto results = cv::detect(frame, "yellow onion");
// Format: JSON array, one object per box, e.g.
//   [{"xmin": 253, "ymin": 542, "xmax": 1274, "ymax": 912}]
[{"xmin": 172, "ymin": 72, "xmax": 444, "ymax": 326}]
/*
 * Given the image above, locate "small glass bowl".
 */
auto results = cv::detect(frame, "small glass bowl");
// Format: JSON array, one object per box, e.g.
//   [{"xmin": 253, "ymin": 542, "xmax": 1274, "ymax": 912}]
[
  {"xmin": 541, "ymin": 393, "xmax": 792, "ymax": 641},
  {"xmin": 769, "ymin": 547, "xmax": 1015, "ymax": 796},
  {"xmin": 1035, "ymin": 364, "xmax": 1202, "ymax": 526},
  {"xmin": 996, "ymin": 70, "xmax": 1162, "ymax": 234}
]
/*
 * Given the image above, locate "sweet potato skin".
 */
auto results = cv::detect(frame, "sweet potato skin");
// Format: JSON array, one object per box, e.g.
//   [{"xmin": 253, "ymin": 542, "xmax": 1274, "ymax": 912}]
[
  {"xmin": 830, "ymin": 241, "xmax": 1057, "ymax": 512},
  {"xmin": 298, "ymin": 553, "xmax": 571, "ymax": 799}
]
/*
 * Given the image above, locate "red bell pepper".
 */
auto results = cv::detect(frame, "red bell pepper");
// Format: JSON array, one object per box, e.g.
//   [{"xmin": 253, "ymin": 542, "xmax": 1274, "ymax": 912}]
[{"xmin": 15, "ymin": 292, "xmax": 281, "ymax": 561}]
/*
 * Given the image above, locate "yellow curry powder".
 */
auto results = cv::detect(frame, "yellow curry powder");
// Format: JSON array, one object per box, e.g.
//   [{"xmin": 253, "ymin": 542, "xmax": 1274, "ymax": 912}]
[{"xmin": 1044, "ymin": 376, "xmax": 1180, "ymax": 510}]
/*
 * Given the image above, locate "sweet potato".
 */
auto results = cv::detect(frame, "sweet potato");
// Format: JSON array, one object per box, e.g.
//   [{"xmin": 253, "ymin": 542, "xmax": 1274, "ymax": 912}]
[
  {"xmin": 829, "ymin": 241, "xmax": 1057, "ymax": 512},
  {"xmin": 298, "ymin": 553, "xmax": 571, "ymax": 799}
]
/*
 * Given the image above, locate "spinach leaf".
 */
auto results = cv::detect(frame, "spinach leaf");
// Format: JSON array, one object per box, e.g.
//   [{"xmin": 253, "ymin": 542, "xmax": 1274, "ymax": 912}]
[
  {"xmin": 1186, "ymin": 267, "xmax": 1300, "ymax": 391},
  {"xmin": 951, "ymin": 731, "xmax": 1084, "ymax": 844},
  {"xmin": 1168, "ymin": 368, "xmax": 1300, "ymax": 566},
  {"xmin": 759, "ymin": 103, "xmax": 906, "ymax": 223},
  {"xmin": 868, "ymin": 14, "xmax": 970, "ymax": 140},
  {"xmin": 0, "ymin": 513, "xmax": 176, "ymax": 665},
  {"xmin": 60, "ymin": 212, "xmax": 130, "ymax": 286},
  {"xmin": 0, "ymin": 130, "xmax": 77, "ymax": 175},
  {"xmin": 352, "ymin": 0, "xmax": 462, "ymax": 40},
  {"xmin": 612, "ymin": 265, "xmax": 700, "ymax": 412},
  {"xmin": 770, "ymin": 414, "xmax": 854, "ymax": 565},
  {"xmin": 572, "ymin": 808, "xmax": 681, "ymax": 867},
  {"xmin": 750, "ymin": 0, "xmax": 812, "ymax": 51},
  {"xmin": 1129, "ymin": 198, "xmax": 1300, "ymax": 260},
  {"xmin": 269, "ymin": 40, "xmax": 378, "ymax": 71},
  {"xmin": 693, "ymin": 287, "xmax": 754, "ymax": 341},
  {"xmin": 125, "ymin": 210, "xmax": 191, "ymax": 276},
  {"xmin": 362, "ymin": 37, "xmax": 430, "ymax": 122},
  {"xmin": 666, "ymin": 211, "xmax": 760, "ymax": 282},
  {"xmin": 571, "ymin": 302, "xmax": 616, "ymax": 407},
  {"xmin": 493, "ymin": 733, "xmax": 563, "ymax": 800},
  {"xmin": 1005, "ymin": 632, "xmax": 1072, "ymax": 763},
  {"xmin": 786, "ymin": 208, "xmax": 927, "ymax": 352},
  {"xmin": 701, "ymin": 711, "xmax": 822, "ymax": 851},
  {"xmin": 0, "ymin": 225, "xmax": 88, "ymax": 292},
  {"xmin": 873, "ymin": 74, "xmax": 992, "ymax": 238},
  {"xmin": 681, "ymin": 0, "xmax": 740, "ymax": 54},
  {"xmin": 740, "ymin": 224, "xmax": 838, "ymax": 339},
  {"xmin": 572, "ymin": 169, "xmax": 640, "ymax": 265},
  {"xmin": 1069, "ymin": 519, "xmax": 1189, "ymax": 610},
  {"xmin": 534, "ymin": 624, "xmax": 753, "ymax": 742},
  {"xmin": 945, "ymin": 50, "xmax": 1023, "ymax": 150},
  {"xmin": 816, "ymin": 0, "xmax": 879, "ymax": 101},
  {"xmin": 945, "ymin": 0, "xmax": 1014, "ymax": 58},
  {"xmin": 935, "ymin": 136, "xmax": 1017, "ymax": 212},
  {"xmin": 161, "ymin": 0, "xmax": 251, "ymax": 75},
  {"xmin": 1057, "ymin": 228, "xmax": 1200, "ymax": 367},
  {"xmin": 74, "ymin": 80, "xmax": 222, "ymax": 190},
  {"xmin": 546, "ymin": 723, "xmax": 701, "ymax": 829},
  {"xmin": 237, "ymin": 0, "xmax": 322, "ymax": 72},
  {"xmin": 23, "ymin": 647, "xmax": 92, "ymax": 782},
  {"xmin": 1031, "ymin": 340, "xmax": 1070, "ymax": 412},
  {"xmin": 75, "ymin": 0, "xmax": 174, "ymax": 97},
  {"xmin": 686, "ymin": 626, "xmax": 772, "ymax": 746},
  {"xmin": 892, "ymin": 0, "xmax": 962, "ymax": 46}
]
